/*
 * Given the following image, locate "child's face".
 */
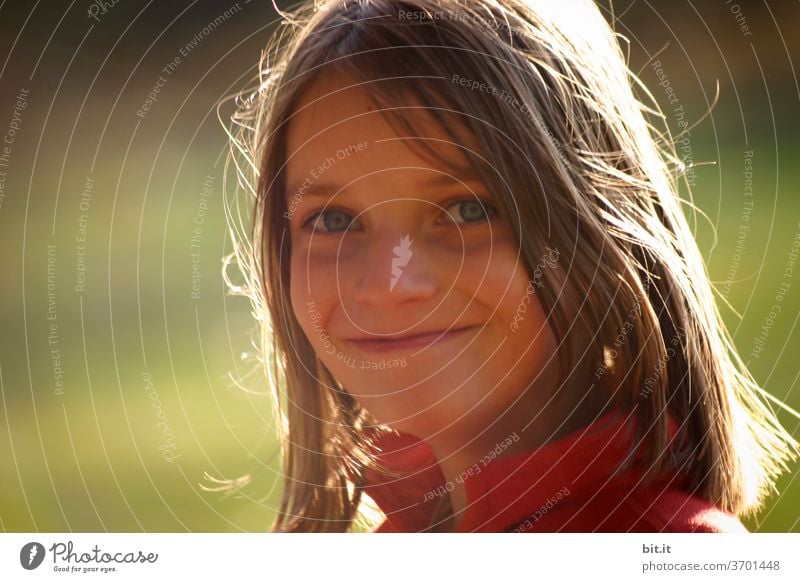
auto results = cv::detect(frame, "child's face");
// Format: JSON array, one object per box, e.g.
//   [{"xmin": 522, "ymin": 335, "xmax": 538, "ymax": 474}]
[{"xmin": 286, "ymin": 74, "xmax": 560, "ymax": 440}]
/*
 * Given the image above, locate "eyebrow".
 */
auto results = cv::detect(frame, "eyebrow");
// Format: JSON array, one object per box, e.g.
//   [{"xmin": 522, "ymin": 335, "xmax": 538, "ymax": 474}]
[{"xmin": 284, "ymin": 171, "xmax": 486, "ymax": 199}]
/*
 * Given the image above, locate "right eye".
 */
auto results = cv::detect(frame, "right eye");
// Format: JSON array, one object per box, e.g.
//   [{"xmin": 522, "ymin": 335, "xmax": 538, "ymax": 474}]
[{"xmin": 302, "ymin": 209, "xmax": 360, "ymax": 233}]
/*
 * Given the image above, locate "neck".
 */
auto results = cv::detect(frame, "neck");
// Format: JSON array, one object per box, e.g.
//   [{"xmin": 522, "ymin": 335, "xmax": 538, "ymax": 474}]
[{"xmin": 423, "ymin": 380, "xmax": 612, "ymax": 532}]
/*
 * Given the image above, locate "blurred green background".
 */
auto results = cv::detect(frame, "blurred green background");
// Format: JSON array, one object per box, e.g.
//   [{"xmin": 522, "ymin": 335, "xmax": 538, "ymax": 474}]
[{"xmin": 0, "ymin": 0, "xmax": 798, "ymax": 532}]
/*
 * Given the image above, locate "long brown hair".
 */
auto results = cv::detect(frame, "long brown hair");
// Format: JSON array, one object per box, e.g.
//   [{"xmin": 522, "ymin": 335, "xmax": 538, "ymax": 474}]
[{"xmin": 224, "ymin": 0, "xmax": 798, "ymax": 532}]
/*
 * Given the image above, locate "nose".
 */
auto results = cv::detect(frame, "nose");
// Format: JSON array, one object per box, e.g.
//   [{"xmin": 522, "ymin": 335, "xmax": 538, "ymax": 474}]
[{"xmin": 350, "ymin": 229, "xmax": 438, "ymax": 308}]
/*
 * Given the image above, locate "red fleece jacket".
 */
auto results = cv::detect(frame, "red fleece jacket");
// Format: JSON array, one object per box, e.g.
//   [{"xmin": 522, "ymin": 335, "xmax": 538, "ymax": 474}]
[{"xmin": 362, "ymin": 409, "xmax": 747, "ymax": 532}]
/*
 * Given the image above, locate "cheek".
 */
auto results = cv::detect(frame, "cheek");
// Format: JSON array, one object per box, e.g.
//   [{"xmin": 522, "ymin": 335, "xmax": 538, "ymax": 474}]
[
  {"xmin": 468, "ymin": 238, "xmax": 557, "ymax": 365},
  {"xmin": 289, "ymin": 247, "xmax": 338, "ymax": 337},
  {"xmin": 462, "ymin": 236, "xmax": 534, "ymax": 320}
]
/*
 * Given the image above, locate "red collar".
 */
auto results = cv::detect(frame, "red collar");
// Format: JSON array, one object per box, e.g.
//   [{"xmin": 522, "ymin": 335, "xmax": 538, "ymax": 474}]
[{"xmin": 362, "ymin": 409, "xmax": 683, "ymax": 532}]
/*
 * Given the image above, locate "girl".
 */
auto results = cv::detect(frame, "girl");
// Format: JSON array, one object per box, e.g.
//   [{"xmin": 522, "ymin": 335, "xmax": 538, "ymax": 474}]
[{"xmin": 226, "ymin": 0, "xmax": 798, "ymax": 532}]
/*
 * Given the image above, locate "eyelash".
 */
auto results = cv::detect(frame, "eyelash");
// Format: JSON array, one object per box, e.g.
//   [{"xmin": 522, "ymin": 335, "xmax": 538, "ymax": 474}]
[{"xmin": 300, "ymin": 197, "xmax": 498, "ymax": 233}]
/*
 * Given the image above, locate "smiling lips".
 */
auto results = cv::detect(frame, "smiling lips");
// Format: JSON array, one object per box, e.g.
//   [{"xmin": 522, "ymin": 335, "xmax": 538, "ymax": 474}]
[{"xmin": 345, "ymin": 326, "xmax": 477, "ymax": 353}]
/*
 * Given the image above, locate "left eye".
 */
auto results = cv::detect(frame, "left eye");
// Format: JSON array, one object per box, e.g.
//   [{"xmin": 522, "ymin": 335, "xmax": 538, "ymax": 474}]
[{"xmin": 442, "ymin": 198, "xmax": 497, "ymax": 224}]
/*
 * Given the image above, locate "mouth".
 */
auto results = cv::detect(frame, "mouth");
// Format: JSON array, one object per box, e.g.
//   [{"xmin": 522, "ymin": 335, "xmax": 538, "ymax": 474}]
[{"xmin": 344, "ymin": 326, "xmax": 478, "ymax": 354}]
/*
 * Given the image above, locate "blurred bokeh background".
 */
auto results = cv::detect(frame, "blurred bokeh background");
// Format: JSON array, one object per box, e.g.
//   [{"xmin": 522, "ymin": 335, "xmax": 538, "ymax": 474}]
[{"xmin": 0, "ymin": 0, "xmax": 798, "ymax": 532}]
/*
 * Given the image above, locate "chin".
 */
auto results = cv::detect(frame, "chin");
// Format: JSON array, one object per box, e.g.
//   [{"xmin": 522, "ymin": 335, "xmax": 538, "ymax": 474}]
[{"xmin": 353, "ymin": 388, "xmax": 450, "ymax": 435}]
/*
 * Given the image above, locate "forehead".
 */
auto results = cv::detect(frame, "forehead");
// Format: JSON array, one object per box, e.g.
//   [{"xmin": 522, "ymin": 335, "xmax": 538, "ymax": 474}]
[{"xmin": 284, "ymin": 73, "xmax": 481, "ymax": 192}]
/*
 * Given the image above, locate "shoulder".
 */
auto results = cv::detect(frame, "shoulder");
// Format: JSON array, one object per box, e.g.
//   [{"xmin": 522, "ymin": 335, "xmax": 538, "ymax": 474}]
[
  {"xmin": 509, "ymin": 484, "xmax": 749, "ymax": 533},
  {"xmin": 620, "ymin": 486, "xmax": 749, "ymax": 533}
]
